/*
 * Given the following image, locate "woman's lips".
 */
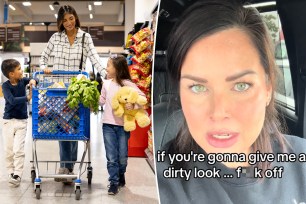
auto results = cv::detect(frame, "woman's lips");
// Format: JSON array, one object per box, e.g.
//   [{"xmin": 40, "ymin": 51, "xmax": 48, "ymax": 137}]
[{"xmin": 206, "ymin": 131, "xmax": 239, "ymax": 148}]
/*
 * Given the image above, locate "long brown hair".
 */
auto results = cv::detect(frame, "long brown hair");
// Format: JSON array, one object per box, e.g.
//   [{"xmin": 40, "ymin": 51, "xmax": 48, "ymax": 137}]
[
  {"xmin": 57, "ymin": 5, "xmax": 81, "ymax": 32},
  {"xmin": 167, "ymin": 0, "xmax": 287, "ymax": 171},
  {"xmin": 110, "ymin": 55, "xmax": 132, "ymax": 87}
]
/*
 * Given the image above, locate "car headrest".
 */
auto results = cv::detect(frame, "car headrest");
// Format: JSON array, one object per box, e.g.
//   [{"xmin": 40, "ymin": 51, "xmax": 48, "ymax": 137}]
[{"xmin": 154, "ymin": 105, "xmax": 184, "ymax": 151}]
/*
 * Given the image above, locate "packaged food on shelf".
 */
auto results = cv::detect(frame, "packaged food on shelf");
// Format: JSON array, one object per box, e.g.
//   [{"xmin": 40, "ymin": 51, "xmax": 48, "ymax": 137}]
[
  {"xmin": 132, "ymin": 50, "xmax": 152, "ymax": 64},
  {"xmin": 131, "ymin": 27, "xmax": 151, "ymax": 44},
  {"xmin": 138, "ymin": 60, "xmax": 152, "ymax": 77},
  {"xmin": 130, "ymin": 39, "xmax": 151, "ymax": 55},
  {"xmin": 130, "ymin": 68, "xmax": 140, "ymax": 83},
  {"xmin": 137, "ymin": 75, "xmax": 152, "ymax": 92}
]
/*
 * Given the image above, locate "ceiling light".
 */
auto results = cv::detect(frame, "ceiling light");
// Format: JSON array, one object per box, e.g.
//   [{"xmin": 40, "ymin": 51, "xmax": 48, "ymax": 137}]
[
  {"xmin": 22, "ymin": 1, "xmax": 32, "ymax": 6},
  {"xmin": 88, "ymin": 4, "xmax": 92, "ymax": 11},
  {"xmin": 55, "ymin": 14, "xmax": 58, "ymax": 19},
  {"xmin": 244, "ymin": 2, "xmax": 276, "ymax": 8},
  {"xmin": 9, "ymin": 5, "xmax": 16, "ymax": 10},
  {"xmin": 94, "ymin": 1, "xmax": 102, "ymax": 6},
  {"xmin": 41, "ymin": 23, "xmax": 44, "ymax": 25},
  {"xmin": 49, "ymin": 5, "xmax": 54, "ymax": 10},
  {"xmin": 29, "ymin": 22, "xmax": 32, "ymax": 25},
  {"xmin": 89, "ymin": 14, "xmax": 93, "ymax": 19}
]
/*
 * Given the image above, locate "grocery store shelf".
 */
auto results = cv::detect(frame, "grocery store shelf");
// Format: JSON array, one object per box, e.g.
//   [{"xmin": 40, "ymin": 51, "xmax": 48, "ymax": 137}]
[{"xmin": 145, "ymin": 148, "xmax": 155, "ymax": 173}]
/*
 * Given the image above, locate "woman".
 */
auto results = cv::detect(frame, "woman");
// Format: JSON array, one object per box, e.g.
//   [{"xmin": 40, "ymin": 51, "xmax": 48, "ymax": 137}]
[
  {"xmin": 156, "ymin": 1, "xmax": 306, "ymax": 203},
  {"xmin": 39, "ymin": 5, "xmax": 105, "ymax": 181}
]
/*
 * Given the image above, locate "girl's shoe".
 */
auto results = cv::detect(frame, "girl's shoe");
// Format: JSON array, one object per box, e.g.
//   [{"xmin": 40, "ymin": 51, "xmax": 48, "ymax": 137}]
[
  {"xmin": 119, "ymin": 174, "xmax": 125, "ymax": 187},
  {"xmin": 108, "ymin": 183, "xmax": 119, "ymax": 195}
]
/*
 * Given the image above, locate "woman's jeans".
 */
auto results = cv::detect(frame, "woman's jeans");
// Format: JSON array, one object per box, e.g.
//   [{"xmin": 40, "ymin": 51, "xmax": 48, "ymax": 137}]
[
  {"xmin": 103, "ymin": 124, "xmax": 130, "ymax": 185},
  {"xmin": 59, "ymin": 141, "xmax": 78, "ymax": 170}
]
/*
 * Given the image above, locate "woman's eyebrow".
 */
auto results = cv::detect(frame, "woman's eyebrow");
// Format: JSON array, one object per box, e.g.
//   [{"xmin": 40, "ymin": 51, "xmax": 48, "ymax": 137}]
[
  {"xmin": 225, "ymin": 70, "xmax": 256, "ymax": 81},
  {"xmin": 180, "ymin": 75, "xmax": 207, "ymax": 83},
  {"xmin": 181, "ymin": 70, "xmax": 256, "ymax": 83}
]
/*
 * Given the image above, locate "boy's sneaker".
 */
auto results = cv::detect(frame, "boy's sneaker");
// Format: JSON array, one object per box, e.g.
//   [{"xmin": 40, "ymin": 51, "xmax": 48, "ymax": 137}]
[
  {"xmin": 8, "ymin": 173, "xmax": 14, "ymax": 180},
  {"xmin": 119, "ymin": 174, "xmax": 125, "ymax": 187},
  {"xmin": 9, "ymin": 175, "xmax": 21, "ymax": 187},
  {"xmin": 54, "ymin": 167, "xmax": 69, "ymax": 182},
  {"xmin": 108, "ymin": 183, "xmax": 119, "ymax": 195}
]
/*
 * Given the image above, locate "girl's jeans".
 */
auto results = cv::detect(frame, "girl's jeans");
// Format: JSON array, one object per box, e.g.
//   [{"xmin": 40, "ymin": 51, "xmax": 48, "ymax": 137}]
[{"xmin": 103, "ymin": 124, "xmax": 130, "ymax": 185}]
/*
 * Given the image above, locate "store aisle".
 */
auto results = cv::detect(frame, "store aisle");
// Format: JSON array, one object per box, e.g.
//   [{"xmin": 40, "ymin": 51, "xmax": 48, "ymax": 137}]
[{"xmin": 0, "ymin": 98, "xmax": 158, "ymax": 204}]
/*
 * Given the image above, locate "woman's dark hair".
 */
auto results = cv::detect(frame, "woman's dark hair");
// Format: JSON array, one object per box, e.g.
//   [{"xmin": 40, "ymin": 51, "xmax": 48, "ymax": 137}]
[
  {"xmin": 110, "ymin": 55, "xmax": 132, "ymax": 87},
  {"xmin": 57, "ymin": 5, "xmax": 81, "ymax": 32},
  {"xmin": 96, "ymin": 72, "xmax": 103, "ymax": 93},
  {"xmin": 1, "ymin": 59, "xmax": 20, "ymax": 78},
  {"xmin": 167, "ymin": 0, "xmax": 287, "ymax": 171}
]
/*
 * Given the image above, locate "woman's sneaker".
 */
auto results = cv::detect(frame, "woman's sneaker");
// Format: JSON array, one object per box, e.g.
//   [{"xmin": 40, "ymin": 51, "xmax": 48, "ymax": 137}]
[
  {"xmin": 63, "ymin": 171, "xmax": 76, "ymax": 185},
  {"xmin": 9, "ymin": 175, "xmax": 21, "ymax": 187},
  {"xmin": 54, "ymin": 167, "xmax": 70, "ymax": 182},
  {"xmin": 108, "ymin": 183, "xmax": 119, "ymax": 195}
]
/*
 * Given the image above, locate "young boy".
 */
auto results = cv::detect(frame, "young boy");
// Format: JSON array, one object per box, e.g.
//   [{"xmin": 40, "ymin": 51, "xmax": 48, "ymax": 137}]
[{"xmin": 1, "ymin": 59, "xmax": 36, "ymax": 187}]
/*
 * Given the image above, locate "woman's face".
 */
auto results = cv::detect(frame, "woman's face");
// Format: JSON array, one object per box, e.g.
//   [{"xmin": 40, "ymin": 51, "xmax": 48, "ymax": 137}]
[
  {"xmin": 62, "ymin": 13, "xmax": 76, "ymax": 31},
  {"xmin": 106, "ymin": 59, "xmax": 116, "ymax": 79},
  {"xmin": 180, "ymin": 28, "xmax": 272, "ymax": 157}
]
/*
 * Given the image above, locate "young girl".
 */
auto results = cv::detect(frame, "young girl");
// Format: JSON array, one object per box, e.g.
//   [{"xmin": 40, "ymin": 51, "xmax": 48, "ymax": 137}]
[{"xmin": 99, "ymin": 54, "xmax": 146, "ymax": 195}]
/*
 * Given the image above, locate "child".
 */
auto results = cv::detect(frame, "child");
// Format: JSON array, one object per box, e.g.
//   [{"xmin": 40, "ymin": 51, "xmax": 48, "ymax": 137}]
[
  {"xmin": 1, "ymin": 59, "xmax": 37, "ymax": 187},
  {"xmin": 99, "ymin": 54, "xmax": 146, "ymax": 195}
]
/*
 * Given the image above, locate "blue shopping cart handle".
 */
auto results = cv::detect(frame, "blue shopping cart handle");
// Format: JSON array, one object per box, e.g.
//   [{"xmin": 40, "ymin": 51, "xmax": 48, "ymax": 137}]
[{"xmin": 33, "ymin": 71, "xmax": 89, "ymax": 78}]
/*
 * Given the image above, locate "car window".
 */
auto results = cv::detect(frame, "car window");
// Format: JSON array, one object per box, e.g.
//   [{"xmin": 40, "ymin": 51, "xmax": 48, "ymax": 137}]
[
  {"xmin": 261, "ymin": 11, "xmax": 295, "ymax": 111},
  {"xmin": 275, "ymin": 41, "xmax": 288, "ymax": 59}
]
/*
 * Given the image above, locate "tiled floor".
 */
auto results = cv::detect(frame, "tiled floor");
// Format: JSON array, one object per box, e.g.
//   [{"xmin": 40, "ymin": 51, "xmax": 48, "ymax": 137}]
[{"xmin": 0, "ymin": 98, "xmax": 158, "ymax": 203}]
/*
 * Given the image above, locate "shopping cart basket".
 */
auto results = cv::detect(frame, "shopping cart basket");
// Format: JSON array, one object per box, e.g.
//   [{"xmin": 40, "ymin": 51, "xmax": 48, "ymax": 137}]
[{"xmin": 31, "ymin": 71, "xmax": 92, "ymax": 200}]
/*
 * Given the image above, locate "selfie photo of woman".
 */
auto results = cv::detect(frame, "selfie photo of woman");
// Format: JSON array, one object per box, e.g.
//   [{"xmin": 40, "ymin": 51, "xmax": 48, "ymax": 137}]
[{"xmin": 153, "ymin": 0, "xmax": 306, "ymax": 203}]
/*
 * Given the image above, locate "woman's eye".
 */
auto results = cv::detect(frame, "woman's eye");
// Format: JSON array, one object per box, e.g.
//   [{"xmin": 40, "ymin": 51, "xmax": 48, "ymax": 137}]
[
  {"xmin": 234, "ymin": 82, "xmax": 250, "ymax": 92},
  {"xmin": 190, "ymin": 84, "xmax": 207, "ymax": 93}
]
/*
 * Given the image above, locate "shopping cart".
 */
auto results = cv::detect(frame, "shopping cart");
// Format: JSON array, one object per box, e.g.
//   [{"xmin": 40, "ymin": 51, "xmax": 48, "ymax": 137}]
[{"xmin": 31, "ymin": 71, "xmax": 92, "ymax": 200}]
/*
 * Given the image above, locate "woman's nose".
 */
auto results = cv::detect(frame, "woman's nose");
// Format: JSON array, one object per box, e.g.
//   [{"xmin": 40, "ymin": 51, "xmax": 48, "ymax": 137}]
[
  {"xmin": 65, "ymin": 21, "xmax": 72, "ymax": 26},
  {"xmin": 209, "ymin": 93, "xmax": 230, "ymax": 121}
]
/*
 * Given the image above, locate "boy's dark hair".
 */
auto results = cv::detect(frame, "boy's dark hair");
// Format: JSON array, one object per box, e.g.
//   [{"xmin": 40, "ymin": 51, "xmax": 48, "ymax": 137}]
[
  {"xmin": 1, "ymin": 59, "xmax": 20, "ymax": 79},
  {"xmin": 110, "ymin": 54, "xmax": 132, "ymax": 87}
]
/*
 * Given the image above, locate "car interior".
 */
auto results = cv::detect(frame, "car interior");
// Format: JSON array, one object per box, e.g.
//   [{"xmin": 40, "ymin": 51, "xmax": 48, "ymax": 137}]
[{"xmin": 153, "ymin": 0, "xmax": 306, "ymax": 152}]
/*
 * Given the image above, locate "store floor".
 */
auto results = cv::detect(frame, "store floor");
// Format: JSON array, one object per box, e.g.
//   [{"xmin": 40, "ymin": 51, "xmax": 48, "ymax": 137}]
[{"xmin": 0, "ymin": 98, "xmax": 158, "ymax": 204}]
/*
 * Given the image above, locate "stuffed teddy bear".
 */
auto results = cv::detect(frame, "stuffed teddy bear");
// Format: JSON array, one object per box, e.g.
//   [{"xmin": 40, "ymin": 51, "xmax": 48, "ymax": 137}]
[{"xmin": 111, "ymin": 86, "xmax": 151, "ymax": 131}]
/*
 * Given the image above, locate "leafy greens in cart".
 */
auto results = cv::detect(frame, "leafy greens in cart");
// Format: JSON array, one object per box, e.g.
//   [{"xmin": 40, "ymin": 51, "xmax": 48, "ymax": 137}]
[{"xmin": 66, "ymin": 74, "xmax": 100, "ymax": 114}]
